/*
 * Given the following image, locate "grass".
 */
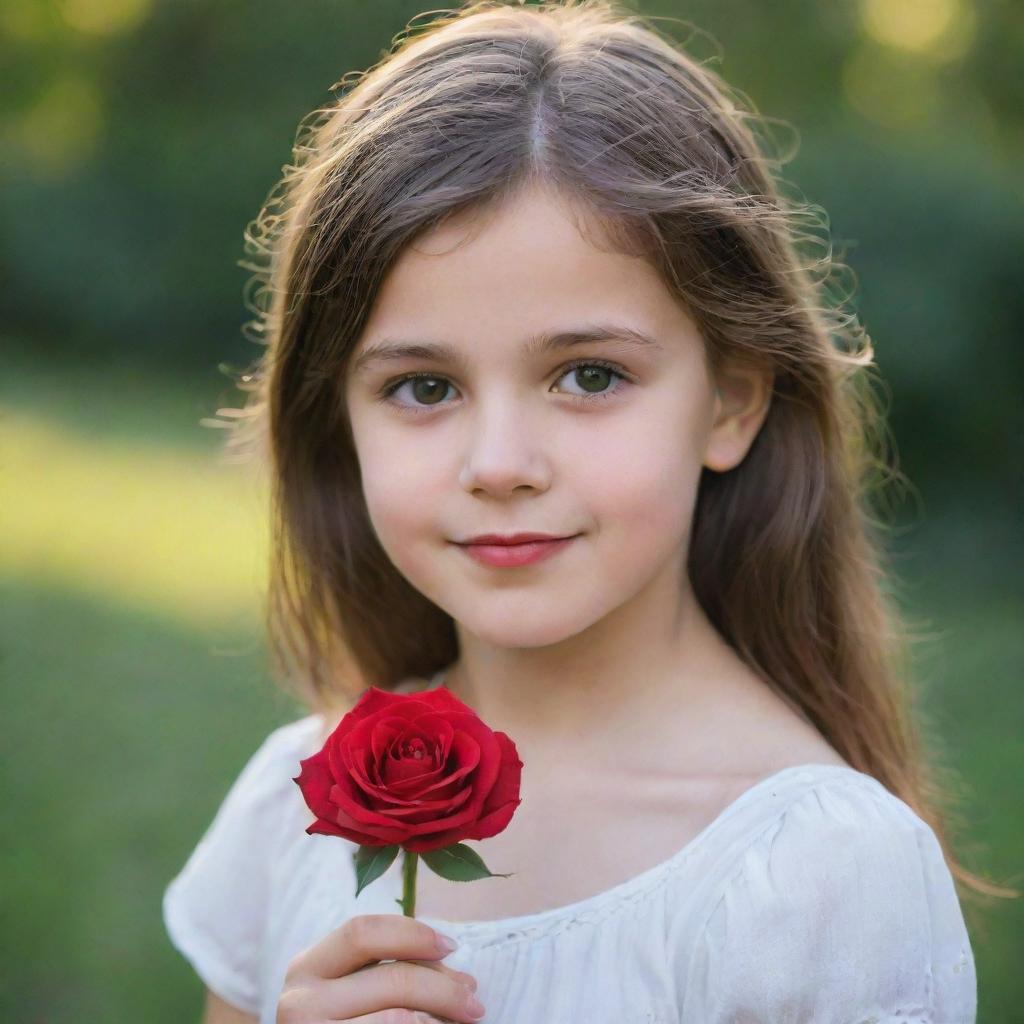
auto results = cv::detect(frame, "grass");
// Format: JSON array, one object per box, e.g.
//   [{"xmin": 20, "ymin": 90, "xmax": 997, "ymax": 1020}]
[{"xmin": 4, "ymin": 353, "xmax": 1021, "ymax": 1021}]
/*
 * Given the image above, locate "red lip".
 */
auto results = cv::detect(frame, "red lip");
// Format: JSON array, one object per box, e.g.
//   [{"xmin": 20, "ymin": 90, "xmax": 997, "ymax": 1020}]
[
  {"xmin": 456, "ymin": 535, "xmax": 577, "ymax": 568},
  {"xmin": 460, "ymin": 532, "xmax": 573, "ymax": 545}
]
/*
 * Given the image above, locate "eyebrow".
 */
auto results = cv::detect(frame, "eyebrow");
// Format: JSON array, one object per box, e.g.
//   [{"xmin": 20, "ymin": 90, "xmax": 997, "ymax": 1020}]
[{"xmin": 350, "ymin": 322, "xmax": 662, "ymax": 377}]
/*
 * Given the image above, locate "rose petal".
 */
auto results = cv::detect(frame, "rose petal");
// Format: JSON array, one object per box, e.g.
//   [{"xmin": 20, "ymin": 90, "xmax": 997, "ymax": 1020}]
[
  {"xmin": 298, "ymin": 683, "xmax": 523, "ymax": 850},
  {"xmin": 292, "ymin": 749, "xmax": 337, "ymax": 821}
]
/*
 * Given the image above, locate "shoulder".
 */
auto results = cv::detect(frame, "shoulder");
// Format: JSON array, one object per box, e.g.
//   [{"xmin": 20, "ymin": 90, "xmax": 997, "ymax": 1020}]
[
  {"xmin": 742, "ymin": 763, "xmax": 927, "ymax": 859},
  {"xmin": 162, "ymin": 713, "xmax": 327, "ymax": 1015},
  {"xmin": 737, "ymin": 768, "xmax": 963, "ymax": 928},
  {"xmin": 715, "ymin": 766, "xmax": 961, "ymax": 916},
  {"xmin": 677, "ymin": 766, "xmax": 977, "ymax": 1023},
  {"xmin": 264, "ymin": 712, "xmax": 326, "ymax": 763},
  {"xmin": 229, "ymin": 714, "xmax": 326, "ymax": 798},
  {"xmin": 184, "ymin": 713, "xmax": 329, "ymax": 863},
  {"xmin": 175, "ymin": 713, "xmax": 326, "ymax": 860}
]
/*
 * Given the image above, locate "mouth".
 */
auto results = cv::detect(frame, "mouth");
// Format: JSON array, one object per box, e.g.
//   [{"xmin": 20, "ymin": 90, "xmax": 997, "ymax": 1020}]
[
  {"xmin": 455, "ymin": 534, "xmax": 579, "ymax": 568},
  {"xmin": 458, "ymin": 532, "xmax": 576, "ymax": 546}
]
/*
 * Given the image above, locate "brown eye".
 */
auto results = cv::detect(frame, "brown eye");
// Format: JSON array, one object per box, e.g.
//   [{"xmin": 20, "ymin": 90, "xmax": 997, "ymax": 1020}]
[
  {"xmin": 553, "ymin": 360, "xmax": 628, "ymax": 400},
  {"xmin": 407, "ymin": 377, "xmax": 449, "ymax": 405},
  {"xmin": 575, "ymin": 366, "xmax": 613, "ymax": 393},
  {"xmin": 381, "ymin": 374, "xmax": 455, "ymax": 411},
  {"xmin": 380, "ymin": 359, "xmax": 631, "ymax": 416}
]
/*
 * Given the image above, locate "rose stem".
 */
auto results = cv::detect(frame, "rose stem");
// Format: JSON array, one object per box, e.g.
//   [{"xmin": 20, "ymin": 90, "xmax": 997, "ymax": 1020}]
[{"xmin": 401, "ymin": 849, "xmax": 418, "ymax": 917}]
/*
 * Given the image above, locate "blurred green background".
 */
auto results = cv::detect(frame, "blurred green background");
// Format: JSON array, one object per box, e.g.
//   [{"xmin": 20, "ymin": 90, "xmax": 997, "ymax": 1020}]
[{"xmin": 3, "ymin": 0, "xmax": 1021, "ymax": 1020}]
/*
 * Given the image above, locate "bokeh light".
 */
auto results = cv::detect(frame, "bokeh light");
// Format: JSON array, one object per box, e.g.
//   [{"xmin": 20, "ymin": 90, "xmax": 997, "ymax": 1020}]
[
  {"xmin": 5, "ymin": 410, "xmax": 269, "ymax": 630},
  {"xmin": 860, "ymin": 0, "xmax": 977, "ymax": 64},
  {"xmin": 57, "ymin": 0, "xmax": 151, "ymax": 36},
  {"xmin": 8, "ymin": 72, "xmax": 104, "ymax": 178},
  {"xmin": 842, "ymin": 43, "xmax": 943, "ymax": 130}
]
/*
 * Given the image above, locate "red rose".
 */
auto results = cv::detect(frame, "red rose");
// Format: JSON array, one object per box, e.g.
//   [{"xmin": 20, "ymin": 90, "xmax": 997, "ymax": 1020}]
[{"xmin": 294, "ymin": 684, "xmax": 524, "ymax": 854}]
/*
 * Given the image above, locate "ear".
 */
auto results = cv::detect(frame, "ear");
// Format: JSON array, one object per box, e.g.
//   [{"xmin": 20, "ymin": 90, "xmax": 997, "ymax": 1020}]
[{"xmin": 703, "ymin": 364, "xmax": 774, "ymax": 473}]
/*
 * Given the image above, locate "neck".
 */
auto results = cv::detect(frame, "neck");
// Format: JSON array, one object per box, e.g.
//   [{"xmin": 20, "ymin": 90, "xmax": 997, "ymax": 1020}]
[{"xmin": 440, "ymin": 582, "xmax": 752, "ymax": 775}]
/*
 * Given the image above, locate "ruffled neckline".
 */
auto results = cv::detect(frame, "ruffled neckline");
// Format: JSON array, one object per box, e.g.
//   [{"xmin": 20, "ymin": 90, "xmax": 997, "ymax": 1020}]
[
  {"xmin": 412, "ymin": 761, "xmax": 867, "ymax": 941},
  {"xmin": 311, "ymin": 671, "xmax": 867, "ymax": 943}
]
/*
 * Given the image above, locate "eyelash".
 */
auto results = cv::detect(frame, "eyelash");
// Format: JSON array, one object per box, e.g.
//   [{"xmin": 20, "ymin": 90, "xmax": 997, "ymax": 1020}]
[{"xmin": 377, "ymin": 359, "xmax": 633, "ymax": 415}]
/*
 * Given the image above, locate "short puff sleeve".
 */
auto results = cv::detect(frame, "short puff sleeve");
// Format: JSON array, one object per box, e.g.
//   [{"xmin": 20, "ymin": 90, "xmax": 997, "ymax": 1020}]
[
  {"xmin": 162, "ymin": 722, "xmax": 301, "ymax": 1015},
  {"xmin": 682, "ymin": 777, "xmax": 977, "ymax": 1024}
]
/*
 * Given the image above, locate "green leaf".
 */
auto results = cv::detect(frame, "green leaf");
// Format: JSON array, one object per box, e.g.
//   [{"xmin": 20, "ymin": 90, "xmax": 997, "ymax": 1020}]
[
  {"xmin": 353, "ymin": 843, "xmax": 400, "ymax": 897},
  {"xmin": 420, "ymin": 842, "xmax": 515, "ymax": 883}
]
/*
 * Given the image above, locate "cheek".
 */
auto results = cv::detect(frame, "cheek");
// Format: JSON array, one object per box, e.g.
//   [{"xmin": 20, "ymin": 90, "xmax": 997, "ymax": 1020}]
[
  {"xmin": 355, "ymin": 433, "xmax": 444, "ymax": 562},
  {"xmin": 570, "ymin": 392, "xmax": 705, "ymax": 537}
]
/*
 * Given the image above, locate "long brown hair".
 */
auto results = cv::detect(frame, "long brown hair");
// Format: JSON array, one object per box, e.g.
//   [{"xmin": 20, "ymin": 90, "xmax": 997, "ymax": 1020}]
[{"xmin": 212, "ymin": 0, "xmax": 1017, "ymax": 920}]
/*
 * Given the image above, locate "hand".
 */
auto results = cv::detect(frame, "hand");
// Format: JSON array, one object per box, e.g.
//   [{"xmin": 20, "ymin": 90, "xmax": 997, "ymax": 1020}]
[{"xmin": 276, "ymin": 913, "xmax": 485, "ymax": 1024}]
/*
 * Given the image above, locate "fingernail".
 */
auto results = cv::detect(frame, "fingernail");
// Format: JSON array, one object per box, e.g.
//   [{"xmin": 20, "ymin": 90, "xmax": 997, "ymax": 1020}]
[
  {"xmin": 466, "ymin": 994, "xmax": 486, "ymax": 1020},
  {"xmin": 435, "ymin": 931, "xmax": 459, "ymax": 953}
]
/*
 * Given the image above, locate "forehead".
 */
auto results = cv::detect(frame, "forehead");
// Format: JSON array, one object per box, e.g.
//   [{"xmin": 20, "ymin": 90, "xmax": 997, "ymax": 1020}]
[{"xmin": 352, "ymin": 185, "xmax": 692, "ymax": 359}]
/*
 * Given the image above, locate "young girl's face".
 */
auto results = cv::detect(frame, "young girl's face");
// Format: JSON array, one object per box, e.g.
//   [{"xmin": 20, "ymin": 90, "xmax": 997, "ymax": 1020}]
[{"xmin": 344, "ymin": 183, "xmax": 722, "ymax": 650}]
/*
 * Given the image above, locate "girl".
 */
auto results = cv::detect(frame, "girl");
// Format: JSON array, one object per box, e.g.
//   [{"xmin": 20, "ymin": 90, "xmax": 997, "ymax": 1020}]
[{"xmin": 163, "ymin": 2, "xmax": 1013, "ymax": 1022}]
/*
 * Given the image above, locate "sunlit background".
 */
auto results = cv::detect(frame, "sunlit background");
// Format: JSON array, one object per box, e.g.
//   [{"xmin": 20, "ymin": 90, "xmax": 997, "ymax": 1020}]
[{"xmin": 4, "ymin": 0, "xmax": 1021, "ymax": 1019}]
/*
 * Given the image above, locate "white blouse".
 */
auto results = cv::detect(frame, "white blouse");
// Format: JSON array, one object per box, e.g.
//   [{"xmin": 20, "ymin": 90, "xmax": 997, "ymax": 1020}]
[{"xmin": 163, "ymin": 674, "xmax": 977, "ymax": 1023}]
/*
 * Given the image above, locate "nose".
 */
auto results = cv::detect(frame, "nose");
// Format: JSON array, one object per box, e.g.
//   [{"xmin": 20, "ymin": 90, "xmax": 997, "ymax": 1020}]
[{"xmin": 457, "ymin": 395, "xmax": 552, "ymax": 498}]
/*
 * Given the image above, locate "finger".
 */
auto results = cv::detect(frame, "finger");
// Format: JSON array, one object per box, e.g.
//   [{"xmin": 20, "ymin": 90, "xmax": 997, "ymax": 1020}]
[
  {"xmin": 300, "ymin": 958, "xmax": 485, "ymax": 1023},
  {"xmin": 405, "ymin": 958, "xmax": 478, "ymax": 992},
  {"xmin": 294, "ymin": 914, "xmax": 456, "ymax": 982},
  {"xmin": 340, "ymin": 1013, "xmax": 457, "ymax": 1024}
]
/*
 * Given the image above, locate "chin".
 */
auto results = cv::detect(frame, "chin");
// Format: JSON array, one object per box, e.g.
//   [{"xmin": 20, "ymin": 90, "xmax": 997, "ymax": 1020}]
[{"xmin": 451, "ymin": 599, "xmax": 609, "ymax": 650}]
